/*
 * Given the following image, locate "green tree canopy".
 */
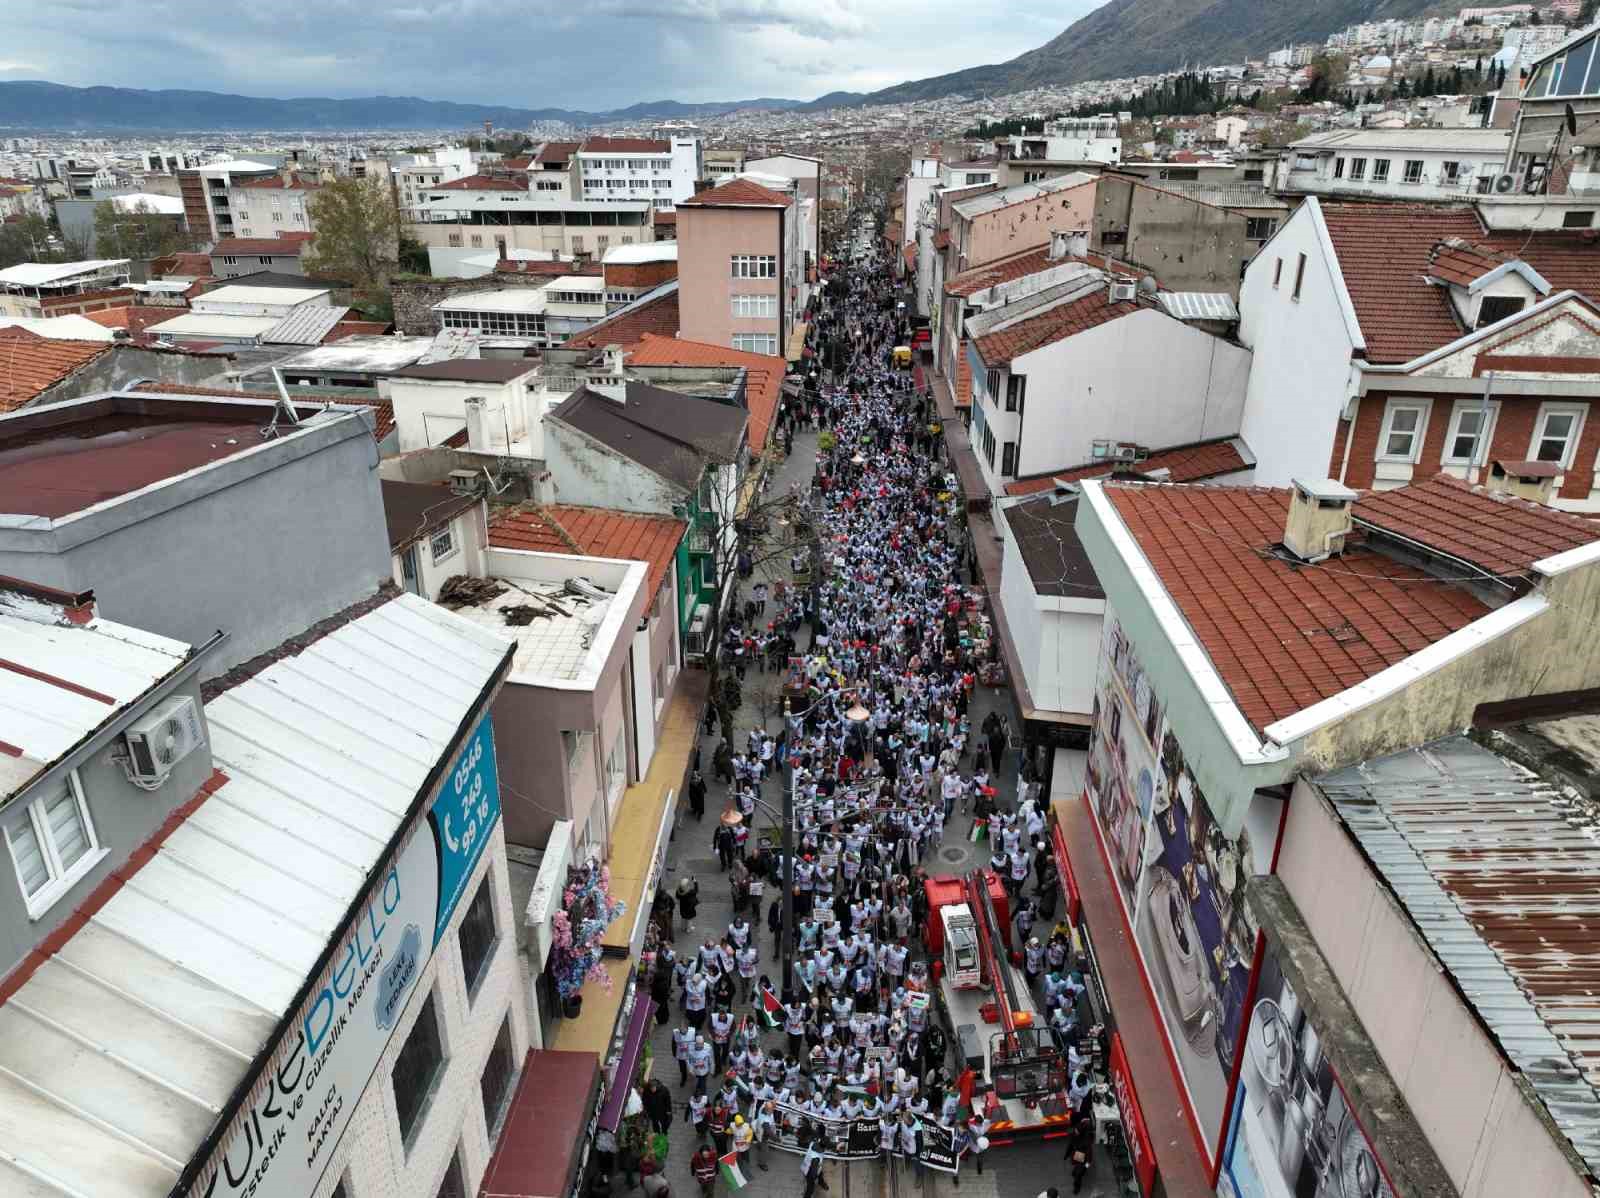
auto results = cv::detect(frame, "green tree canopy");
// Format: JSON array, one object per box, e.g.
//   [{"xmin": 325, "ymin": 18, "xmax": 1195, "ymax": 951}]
[
  {"xmin": 302, "ymin": 175, "xmax": 402, "ymax": 298},
  {"xmin": 92, "ymin": 200, "xmax": 197, "ymax": 260}
]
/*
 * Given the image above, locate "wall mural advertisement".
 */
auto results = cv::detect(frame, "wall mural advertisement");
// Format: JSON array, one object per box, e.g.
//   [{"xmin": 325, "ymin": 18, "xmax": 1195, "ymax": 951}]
[
  {"xmin": 1085, "ymin": 617, "xmax": 1267, "ymax": 1157},
  {"xmin": 188, "ymin": 712, "xmax": 501, "ymax": 1198},
  {"xmin": 1221, "ymin": 950, "xmax": 1394, "ymax": 1198}
]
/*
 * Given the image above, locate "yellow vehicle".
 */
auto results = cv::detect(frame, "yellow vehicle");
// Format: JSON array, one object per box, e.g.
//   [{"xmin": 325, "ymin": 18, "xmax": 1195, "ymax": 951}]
[{"xmin": 892, "ymin": 345, "xmax": 912, "ymax": 369}]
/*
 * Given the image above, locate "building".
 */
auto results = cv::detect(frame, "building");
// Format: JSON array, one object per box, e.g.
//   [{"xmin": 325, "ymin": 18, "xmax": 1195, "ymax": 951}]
[
  {"xmin": 576, "ymin": 136, "xmax": 702, "ymax": 211},
  {"xmin": 1091, "ymin": 174, "xmax": 1260, "ymax": 293},
  {"xmin": 145, "ymin": 281, "xmax": 336, "ymax": 347},
  {"xmin": 209, "ymin": 231, "xmax": 315, "ymax": 278},
  {"xmin": 0, "ymin": 258, "xmax": 131, "ymax": 317},
  {"xmin": 386, "ymin": 358, "xmax": 544, "ymax": 455},
  {"xmin": 996, "ymin": 116, "xmax": 1123, "ymax": 185},
  {"xmin": 429, "ymin": 278, "xmax": 607, "ymax": 347},
  {"xmin": 51, "ymin": 191, "xmax": 186, "ymax": 257},
  {"xmin": 227, "ymin": 171, "xmax": 320, "ymax": 240},
  {"xmin": 411, "ymin": 191, "xmax": 653, "ymax": 260},
  {"xmin": 676, "ymin": 178, "xmax": 803, "ymax": 356},
  {"xmin": 964, "ymin": 248, "xmax": 1251, "ymax": 496},
  {"xmin": 177, "ymin": 159, "xmax": 279, "ymax": 242},
  {"xmin": 602, "ymin": 241, "xmax": 679, "ymax": 309},
  {"xmin": 0, "ymin": 389, "xmax": 391, "ymax": 677},
  {"xmin": 1503, "ymin": 23, "xmax": 1600, "ymax": 200},
  {"xmin": 1237, "ymin": 199, "xmax": 1600, "ymax": 501},
  {"xmin": 394, "ymin": 146, "xmax": 477, "ymax": 220},
  {"xmin": 1055, "ymin": 470, "xmax": 1600, "ymax": 1195},
  {"xmin": 0, "ymin": 326, "xmax": 227, "ymax": 411},
  {"xmin": 745, "ymin": 153, "xmax": 822, "ymax": 271},
  {"xmin": 1277, "ymin": 128, "xmax": 1513, "ymax": 200}
]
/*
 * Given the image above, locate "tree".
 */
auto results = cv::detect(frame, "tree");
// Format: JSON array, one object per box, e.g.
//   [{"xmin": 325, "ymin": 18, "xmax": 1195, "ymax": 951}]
[
  {"xmin": 302, "ymin": 175, "xmax": 402, "ymax": 300},
  {"xmin": 92, "ymin": 200, "xmax": 197, "ymax": 260},
  {"xmin": 398, "ymin": 231, "xmax": 430, "ymax": 275},
  {"xmin": 0, "ymin": 215, "xmax": 55, "ymax": 269}
]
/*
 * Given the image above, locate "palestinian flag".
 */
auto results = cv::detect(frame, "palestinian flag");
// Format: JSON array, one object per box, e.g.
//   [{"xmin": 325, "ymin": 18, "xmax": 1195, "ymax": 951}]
[
  {"xmin": 758, "ymin": 982, "xmax": 783, "ymax": 1028},
  {"xmin": 720, "ymin": 1153, "xmax": 749, "ymax": 1191},
  {"xmin": 969, "ymin": 818, "xmax": 987, "ymax": 843}
]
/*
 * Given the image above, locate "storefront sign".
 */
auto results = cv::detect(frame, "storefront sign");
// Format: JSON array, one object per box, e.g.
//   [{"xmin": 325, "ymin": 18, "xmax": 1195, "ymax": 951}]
[
  {"xmin": 1108, "ymin": 1034, "xmax": 1158, "ymax": 1197},
  {"xmin": 187, "ymin": 711, "xmax": 501, "ymax": 1198}
]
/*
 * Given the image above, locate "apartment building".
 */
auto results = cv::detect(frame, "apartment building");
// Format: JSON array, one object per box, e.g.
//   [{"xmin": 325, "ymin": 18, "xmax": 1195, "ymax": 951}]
[
  {"xmin": 177, "ymin": 158, "xmax": 279, "ymax": 242},
  {"xmin": 1504, "ymin": 24, "xmax": 1600, "ymax": 202},
  {"xmin": 1277, "ymin": 128, "xmax": 1513, "ymax": 200},
  {"xmin": 995, "ymin": 115, "xmax": 1123, "ymax": 186},
  {"xmin": 676, "ymin": 177, "xmax": 803, "ymax": 356},
  {"xmin": 576, "ymin": 136, "xmax": 701, "ymax": 211},
  {"xmin": 228, "ymin": 171, "xmax": 320, "ymax": 240},
  {"xmin": 394, "ymin": 146, "xmax": 476, "ymax": 220}
]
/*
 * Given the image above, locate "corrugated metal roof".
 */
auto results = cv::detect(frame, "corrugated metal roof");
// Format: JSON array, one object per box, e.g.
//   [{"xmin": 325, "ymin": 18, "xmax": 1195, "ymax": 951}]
[
  {"xmin": 261, "ymin": 304, "xmax": 348, "ymax": 346},
  {"xmin": 0, "ymin": 594, "xmax": 511, "ymax": 1198},
  {"xmin": 1155, "ymin": 291, "xmax": 1238, "ymax": 322},
  {"xmin": 0, "ymin": 603, "xmax": 191, "ymax": 801},
  {"xmin": 1319, "ymin": 736, "xmax": 1600, "ymax": 1179}
]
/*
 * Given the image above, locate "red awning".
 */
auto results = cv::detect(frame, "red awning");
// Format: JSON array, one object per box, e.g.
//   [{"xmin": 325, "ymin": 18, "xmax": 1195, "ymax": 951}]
[{"xmin": 479, "ymin": 1049, "xmax": 601, "ymax": 1198}]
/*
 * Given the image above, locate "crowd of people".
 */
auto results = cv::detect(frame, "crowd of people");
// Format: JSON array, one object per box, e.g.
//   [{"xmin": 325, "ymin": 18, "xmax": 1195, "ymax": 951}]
[{"xmin": 622, "ymin": 239, "xmax": 1102, "ymax": 1198}]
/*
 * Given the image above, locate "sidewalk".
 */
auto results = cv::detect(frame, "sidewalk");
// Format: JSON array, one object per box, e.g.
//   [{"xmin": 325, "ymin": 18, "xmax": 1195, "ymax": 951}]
[{"xmin": 549, "ymin": 668, "xmax": 710, "ymax": 1056}]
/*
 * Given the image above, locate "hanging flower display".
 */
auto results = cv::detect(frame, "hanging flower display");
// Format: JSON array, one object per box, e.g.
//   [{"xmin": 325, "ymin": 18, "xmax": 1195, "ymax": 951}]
[{"xmin": 549, "ymin": 859, "xmax": 626, "ymax": 1004}]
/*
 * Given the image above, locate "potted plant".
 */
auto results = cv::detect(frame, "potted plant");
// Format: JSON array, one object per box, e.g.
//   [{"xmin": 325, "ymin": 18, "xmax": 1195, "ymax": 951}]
[{"xmin": 550, "ymin": 858, "xmax": 626, "ymax": 1018}]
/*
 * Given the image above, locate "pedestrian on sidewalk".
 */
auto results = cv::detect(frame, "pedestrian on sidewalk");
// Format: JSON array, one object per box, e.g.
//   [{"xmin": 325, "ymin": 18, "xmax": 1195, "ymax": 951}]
[
  {"xmin": 1066, "ymin": 1117, "xmax": 1094, "ymax": 1194},
  {"xmin": 688, "ymin": 770, "xmax": 707, "ymax": 821},
  {"xmin": 714, "ymin": 824, "xmax": 736, "ymax": 872},
  {"xmin": 677, "ymin": 877, "xmax": 700, "ymax": 927},
  {"xmin": 642, "ymin": 1078, "xmax": 674, "ymax": 1135}
]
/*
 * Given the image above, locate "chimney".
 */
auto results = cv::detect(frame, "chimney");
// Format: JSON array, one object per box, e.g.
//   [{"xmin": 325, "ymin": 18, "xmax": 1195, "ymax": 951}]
[
  {"xmin": 603, "ymin": 343, "xmax": 626, "ymax": 376},
  {"xmin": 1283, "ymin": 478, "xmax": 1357, "ymax": 563},
  {"xmin": 464, "ymin": 395, "xmax": 488, "ymax": 451},
  {"xmin": 1486, "ymin": 459, "xmax": 1559, "ymax": 505}
]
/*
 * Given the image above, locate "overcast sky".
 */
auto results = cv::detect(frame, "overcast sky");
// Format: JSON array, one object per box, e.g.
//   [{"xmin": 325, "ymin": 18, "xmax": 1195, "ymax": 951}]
[{"xmin": 3, "ymin": 0, "xmax": 1108, "ymax": 111}]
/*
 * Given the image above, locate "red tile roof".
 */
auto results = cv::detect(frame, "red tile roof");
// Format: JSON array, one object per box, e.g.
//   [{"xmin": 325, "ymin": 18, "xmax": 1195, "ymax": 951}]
[
  {"xmin": 0, "ymin": 328, "xmax": 109, "ymax": 412},
  {"xmin": 150, "ymin": 251, "xmax": 213, "ymax": 279},
  {"xmin": 493, "ymin": 259, "xmax": 596, "ymax": 277},
  {"xmin": 488, "ymin": 504, "xmax": 686, "ymax": 597},
  {"xmin": 1006, "ymin": 437, "xmax": 1248, "ymax": 495},
  {"xmin": 81, "ymin": 305, "xmax": 181, "ymax": 343},
  {"xmin": 679, "ymin": 179, "xmax": 792, "ymax": 208},
  {"xmin": 431, "ymin": 173, "xmax": 527, "ymax": 192},
  {"xmin": 1353, "ymin": 473, "xmax": 1599, "ymax": 578},
  {"xmin": 536, "ymin": 141, "xmax": 582, "ymax": 165},
  {"xmin": 1105, "ymin": 482, "xmax": 1490, "ymax": 730},
  {"xmin": 568, "ymin": 286, "xmax": 680, "ymax": 348},
  {"xmin": 1425, "ymin": 239, "xmax": 1511, "ymax": 288},
  {"xmin": 581, "ymin": 137, "xmax": 670, "ymax": 154},
  {"xmin": 500, "ymin": 156, "xmax": 535, "ymax": 170},
  {"xmin": 127, "ymin": 381, "xmax": 396, "ymax": 441},
  {"xmin": 626, "ymin": 332, "xmax": 783, "ymax": 449},
  {"xmin": 211, "ymin": 236, "xmax": 312, "ymax": 256},
  {"xmin": 1320, "ymin": 203, "xmax": 1600, "ymax": 363},
  {"xmin": 973, "ymin": 290, "xmax": 1147, "ymax": 365},
  {"xmin": 946, "ymin": 244, "xmax": 1141, "ymax": 298},
  {"xmin": 326, "ymin": 319, "xmax": 391, "ymax": 342}
]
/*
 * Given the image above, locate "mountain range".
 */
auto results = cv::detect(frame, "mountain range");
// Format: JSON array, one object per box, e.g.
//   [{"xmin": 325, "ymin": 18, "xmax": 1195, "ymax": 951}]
[
  {"xmin": 0, "ymin": 81, "xmax": 867, "ymax": 132},
  {"xmin": 0, "ymin": 0, "xmax": 1447, "ymax": 131}
]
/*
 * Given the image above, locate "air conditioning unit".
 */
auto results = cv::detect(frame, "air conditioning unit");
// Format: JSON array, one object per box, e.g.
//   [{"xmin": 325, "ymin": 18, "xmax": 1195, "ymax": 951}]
[
  {"xmin": 684, "ymin": 603, "xmax": 713, "ymax": 664},
  {"xmin": 1491, "ymin": 172, "xmax": 1519, "ymax": 194},
  {"xmin": 124, "ymin": 696, "xmax": 205, "ymax": 782},
  {"xmin": 1109, "ymin": 278, "xmax": 1138, "ymax": 303}
]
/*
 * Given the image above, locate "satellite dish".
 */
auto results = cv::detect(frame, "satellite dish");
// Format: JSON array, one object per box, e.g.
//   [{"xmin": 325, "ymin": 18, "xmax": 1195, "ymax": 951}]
[{"xmin": 1137, "ymin": 275, "xmax": 1158, "ymax": 295}]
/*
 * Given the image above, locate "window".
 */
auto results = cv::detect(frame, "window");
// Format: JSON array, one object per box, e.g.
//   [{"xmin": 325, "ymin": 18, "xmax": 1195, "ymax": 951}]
[
  {"xmin": 732, "ymin": 333, "xmax": 778, "ymax": 354},
  {"xmin": 438, "ymin": 309, "xmax": 546, "ymax": 337},
  {"xmin": 985, "ymin": 368, "xmax": 1000, "ymax": 401},
  {"xmin": 1348, "ymin": 158, "xmax": 1367, "ymax": 181},
  {"xmin": 3, "ymin": 771, "xmax": 101, "ymax": 917},
  {"xmin": 481, "ymin": 1017, "xmax": 517, "ymax": 1141},
  {"xmin": 259, "ymin": 255, "xmax": 273, "ymax": 265},
  {"xmin": 1333, "ymin": 157, "xmax": 1345, "ymax": 180},
  {"xmin": 1380, "ymin": 402, "xmax": 1427, "ymax": 461},
  {"xmin": 430, "ymin": 525, "xmax": 457, "ymax": 565},
  {"xmin": 448, "ymin": 233, "xmax": 462, "ymax": 247},
  {"xmin": 1272, "ymin": 257, "xmax": 1283, "ymax": 288},
  {"xmin": 1005, "ymin": 374, "xmax": 1025, "ymax": 412},
  {"xmin": 1402, "ymin": 160, "xmax": 1424, "ymax": 185},
  {"xmin": 1476, "ymin": 295, "xmax": 1525, "ymax": 328},
  {"xmin": 392, "ymin": 991, "xmax": 446, "ymax": 1145},
  {"xmin": 1444, "ymin": 400, "xmax": 1497, "ymax": 465},
  {"xmin": 1001, "ymin": 441, "xmax": 1017, "ymax": 477},
  {"xmin": 1243, "ymin": 168, "xmax": 1264, "ymax": 183},
  {"xmin": 731, "ymin": 254, "xmax": 777, "ymax": 279},
  {"xmin": 458, "ymin": 873, "xmax": 499, "ymax": 998},
  {"xmin": 1022, "ymin": 170, "xmax": 1047, "ymax": 183},
  {"xmin": 571, "ymin": 236, "xmax": 584, "ymax": 253},
  {"xmin": 1532, "ymin": 406, "xmax": 1584, "ymax": 465},
  {"xmin": 1442, "ymin": 161, "xmax": 1462, "ymax": 184},
  {"xmin": 1245, "ymin": 217, "xmax": 1277, "ymax": 242},
  {"xmin": 1292, "ymin": 252, "xmax": 1306, "ymax": 301},
  {"xmin": 731, "ymin": 294, "xmax": 777, "ymax": 318},
  {"xmin": 434, "ymin": 1148, "xmax": 467, "ymax": 1198},
  {"xmin": 964, "ymin": 172, "xmax": 989, "ymax": 185},
  {"xmin": 271, "ymin": 211, "xmax": 283, "ymax": 223},
  {"xmin": 470, "ymin": 234, "xmax": 483, "ymax": 247},
  {"xmin": 221, "ymin": 254, "xmax": 237, "ymax": 265},
  {"xmin": 1371, "ymin": 159, "xmax": 1391, "ymax": 182},
  {"xmin": 1563, "ymin": 210, "xmax": 1595, "ymax": 229}
]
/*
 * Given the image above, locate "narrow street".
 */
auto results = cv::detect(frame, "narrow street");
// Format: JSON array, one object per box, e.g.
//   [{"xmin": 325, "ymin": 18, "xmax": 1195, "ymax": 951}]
[{"xmin": 622, "ymin": 238, "xmax": 1126, "ymax": 1198}]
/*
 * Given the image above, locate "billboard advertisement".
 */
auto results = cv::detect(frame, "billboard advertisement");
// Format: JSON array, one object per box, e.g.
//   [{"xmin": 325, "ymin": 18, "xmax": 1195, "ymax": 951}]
[
  {"xmin": 188, "ymin": 712, "xmax": 501, "ymax": 1198},
  {"xmin": 1219, "ymin": 949, "xmax": 1394, "ymax": 1198},
  {"xmin": 1084, "ymin": 617, "xmax": 1268, "ymax": 1157}
]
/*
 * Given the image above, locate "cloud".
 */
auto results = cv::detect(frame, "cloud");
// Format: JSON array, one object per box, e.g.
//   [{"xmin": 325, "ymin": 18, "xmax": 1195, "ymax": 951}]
[{"xmin": 0, "ymin": 0, "xmax": 1110, "ymax": 111}]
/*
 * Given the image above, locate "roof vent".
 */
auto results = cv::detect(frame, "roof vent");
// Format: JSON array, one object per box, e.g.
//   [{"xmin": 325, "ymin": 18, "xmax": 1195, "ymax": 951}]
[
  {"xmin": 1284, "ymin": 477, "xmax": 1357, "ymax": 563},
  {"xmin": 1048, "ymin": 229, "xmax": 1088, "ymax": 261},
  {"xmin": 1487, "ymin": 459, "xmax": 1559, "ymax": 506}
]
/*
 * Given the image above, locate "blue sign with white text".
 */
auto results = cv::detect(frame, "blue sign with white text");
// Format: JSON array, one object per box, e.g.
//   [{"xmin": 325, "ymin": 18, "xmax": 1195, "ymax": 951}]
[{"xmin": 429, "ymin": 712, "xmax": 501, "ymax": 945}]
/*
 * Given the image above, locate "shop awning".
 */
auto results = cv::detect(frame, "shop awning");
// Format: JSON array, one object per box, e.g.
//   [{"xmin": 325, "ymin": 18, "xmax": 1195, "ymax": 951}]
[
  {"xmin": 598, "ymin": 996, "xmax": 656, "ymax": 1133},
  {"xmin": 785, "ymin": 321, "xmax": 809, "ymax": 363},
  {"xmin": 479, "ymin": 1049, "xmax": 601, "ymax": 1198}
]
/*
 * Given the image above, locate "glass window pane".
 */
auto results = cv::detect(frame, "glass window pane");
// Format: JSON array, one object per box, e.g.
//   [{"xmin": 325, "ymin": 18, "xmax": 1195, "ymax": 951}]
[
  {"xmin": 392, "ymin": 992, "xmax": 445, "ymax": 1143},
  {"xmin": 458, "ymin": 875, "xmax": 498, "ymax": 996},
  {"xmin": 4, "ymin": 805, "xmax": 49, "ymax": 896},
  {"xmin": 480, "ymin": 1017, "xmax": 516, "ymax": 1138},
  {"xmin": 45, "ymin": 786, "xmax": 89, "ymax": 872}
]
